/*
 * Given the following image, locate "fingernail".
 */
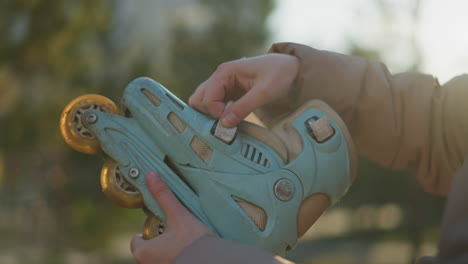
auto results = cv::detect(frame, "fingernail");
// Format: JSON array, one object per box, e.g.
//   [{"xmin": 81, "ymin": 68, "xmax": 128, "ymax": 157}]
[
  {"xmin": 222, "ymin": 112, "xmax": 237, "ymax": 128},
  {"xmin": 146, "ymin": 171, "xmax": 160, "ymax": 184}
]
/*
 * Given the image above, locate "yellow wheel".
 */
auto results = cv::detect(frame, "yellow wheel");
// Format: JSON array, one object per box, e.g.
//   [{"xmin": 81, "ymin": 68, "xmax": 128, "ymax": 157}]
[
  {"xmin": 143, "ymin": 213, "xmax": 164, "ymax": 240},
  {"xmin": 60, "ymin": 94, "xmax": 120, "ymax": 154},
  {"xmin": 101, "ymin": 159, "xmax": 144, "ymax": 209}
]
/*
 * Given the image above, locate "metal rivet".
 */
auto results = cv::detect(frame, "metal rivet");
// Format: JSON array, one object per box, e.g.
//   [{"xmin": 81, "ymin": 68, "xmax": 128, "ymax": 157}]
[
  {"xmin": 129, "ymin": 168, "xmax": 139, "ymax": 178},
  {"xmin": 84, "ymin": 113, "xmax": 98, "ymax": 124},
  {"xmin": 274, "ymin": 178, "xmax": 295, "ymax": 201}
]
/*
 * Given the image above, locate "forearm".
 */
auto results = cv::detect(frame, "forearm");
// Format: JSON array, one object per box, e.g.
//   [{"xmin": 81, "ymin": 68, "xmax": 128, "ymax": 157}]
[
  {"xmin": 175, "ymin": 236, "xmax": 294, "ymax": 264},
  {"xmin": 261, "ymin": 42, "xmax": 468, "ymax": 195}
]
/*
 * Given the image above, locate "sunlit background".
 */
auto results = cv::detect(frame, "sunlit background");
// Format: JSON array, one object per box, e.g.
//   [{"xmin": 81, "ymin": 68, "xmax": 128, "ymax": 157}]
[
  {"xmin": 1, "ymin": 0, "xmax": 465, "ymax": 263},
  {"xmin": 269, "ymin": 0, "xmax": 468, "ymax": 83}
]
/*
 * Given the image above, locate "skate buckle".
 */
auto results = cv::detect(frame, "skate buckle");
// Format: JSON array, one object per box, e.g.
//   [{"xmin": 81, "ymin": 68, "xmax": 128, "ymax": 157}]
[
  {"xmin": 211, "ymin": 120, "xmax": 237, "ymax": 144},
  {"xmin": 306, "ymin": 116, "xmax": 335, "ymax": 143}
]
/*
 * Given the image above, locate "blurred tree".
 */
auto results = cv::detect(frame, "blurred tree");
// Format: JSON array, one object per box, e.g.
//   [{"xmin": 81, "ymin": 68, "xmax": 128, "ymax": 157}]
[
  {"xmin": 0, "ymin": 1, "xmax": 121, "ymax": 263},
  {"xmin": 0, "ymin": 0, "xmax": 274, "ymax": 263},
  {"xmin": 167, "ymin": 0, "xmax": 274, "ymax": 99}
]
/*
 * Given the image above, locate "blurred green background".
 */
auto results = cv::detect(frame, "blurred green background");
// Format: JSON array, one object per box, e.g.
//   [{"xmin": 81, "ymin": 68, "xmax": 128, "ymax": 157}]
[{"xmin": 0, "ymin": 0, "xmax": 457, "ymax": 263}]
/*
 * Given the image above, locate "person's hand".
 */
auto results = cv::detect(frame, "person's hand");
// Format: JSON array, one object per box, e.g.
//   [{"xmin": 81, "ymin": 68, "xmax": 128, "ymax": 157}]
[
  {"xmin": 189, "ymin": 53, "xmax": 299, "ymax": 128},
  {"xmin": 130, "ymin": 171, "xmax": 213, "ymax": 264}
]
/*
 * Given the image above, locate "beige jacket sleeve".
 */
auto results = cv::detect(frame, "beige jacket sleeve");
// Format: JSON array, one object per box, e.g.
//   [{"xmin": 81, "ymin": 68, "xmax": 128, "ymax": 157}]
[
  {"xmin": 417, "ymin": 157, "xmax": 468, "ymax": 264},
  {"xmin": 257, "ymin": 42, "xmax": 468, "ymax": 196}
]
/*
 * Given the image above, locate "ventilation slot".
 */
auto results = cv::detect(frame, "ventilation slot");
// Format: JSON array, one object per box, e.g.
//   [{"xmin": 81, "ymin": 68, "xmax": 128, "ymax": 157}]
[
  {"xmin": 190, "ymin": 136, "xmax": 212, "ymax": 164},
  {"xmin": 141, "ymin": 88, "xmax": 161, "ymax": 106},
  {"xmin": 166, "ymin": 93, "xmax": 184, "ymax": 110},
  {"xmin": 167, "ymin": 112, "xmax": 186, "ymax": 133},
  {"xmin": 242, "ymin": 144, "xmax": 270, "ymax": 167},
  {"xmin": 236, "ymin": 200, "xmax": 267, "ymax": 231}
]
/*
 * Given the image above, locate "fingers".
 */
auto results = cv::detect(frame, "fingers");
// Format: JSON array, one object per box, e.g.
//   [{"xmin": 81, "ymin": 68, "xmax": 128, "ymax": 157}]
[
  {"xmin": 189, "ymin": 76, "xmax": 225, "ymax": 119},
  {"xmin": 131, "ymin": 234, "xmax": 154, "ymax": 262},
  {"xmin": 189, "ymin": 81, "xmax": 225, "ymax": 118},
  {"xmin": 131, "ymin": 171, "xmax": 213, "ymax": 263},
  {"xmin": 189, "ymin": 54, "xmax": 299, "ymax": 128},
  {"xmin": 191, "ymin": 64, "xmax": 266, "ymax": 128},
  {"xmin": 145, "ymin": 171, "xmax": 187, "ymax": 225},
  {"xmin": 189, "ymin": 61, "xmax": 243, "ymax": 118},
  {"xmin": 221, "ymin": 87, "xmax": 270, "ymax": 127},
  {"xmin": 130, "ymin": 233, "xmax": 168, "ymax": 263}
]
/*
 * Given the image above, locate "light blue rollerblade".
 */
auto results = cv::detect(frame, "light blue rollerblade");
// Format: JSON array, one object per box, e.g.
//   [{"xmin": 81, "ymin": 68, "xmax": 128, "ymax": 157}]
[{"xmin": 60, "ymin": 77, "xmax": 357, "ymax": 255}]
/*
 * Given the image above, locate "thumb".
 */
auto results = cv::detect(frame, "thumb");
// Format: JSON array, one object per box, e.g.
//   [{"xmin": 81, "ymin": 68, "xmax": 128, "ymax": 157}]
[
  {"xmin": 130, "ymin": 234, "xmax": 144, "ymax": 254},
  {"xmin": 221, "ymin": 88, "xmax": 270, "ymax": 128},
  {"xmin": 145, "ymin": 171, "xmax": 186, "ymax": 224}
]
